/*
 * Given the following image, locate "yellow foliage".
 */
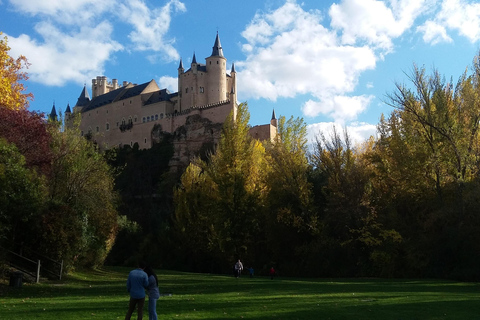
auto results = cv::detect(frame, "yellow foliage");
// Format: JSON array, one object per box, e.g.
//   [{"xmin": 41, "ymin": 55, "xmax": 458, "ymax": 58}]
[{"xmin": 0, "ymin": 33, "xmax": 33, "ymax": 110}]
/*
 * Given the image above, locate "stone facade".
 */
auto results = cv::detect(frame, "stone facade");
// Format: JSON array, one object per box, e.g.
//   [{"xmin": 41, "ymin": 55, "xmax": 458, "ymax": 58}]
[{"xmin": 62, "ymin": 34, "xmax": 276, "ymax": 169}]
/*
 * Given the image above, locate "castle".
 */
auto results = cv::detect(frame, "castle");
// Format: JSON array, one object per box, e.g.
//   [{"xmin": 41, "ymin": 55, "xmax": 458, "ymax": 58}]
[{"xmin": 56, "ymin": 34, "xmax": 277, "ymax": 169}]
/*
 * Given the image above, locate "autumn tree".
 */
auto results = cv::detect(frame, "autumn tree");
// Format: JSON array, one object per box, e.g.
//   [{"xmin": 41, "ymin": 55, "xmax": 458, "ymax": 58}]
[
  {"xmin": 0, "ymin": 33, "xmax": 33, "ymax": 109},
  {"xmin": 45, "ymin": 121, "xmax": 118, "ymax": 269},
  {"xmin": 0, "ymin": 107, "xmax": 52, "ymax": 174},
  {"xmin": 174, "ymin": 103, "xmax": 268, "ymax": 271},
  {"xmin": 263, "ymin": 115, "xmax": 316, "ymax": 274}
]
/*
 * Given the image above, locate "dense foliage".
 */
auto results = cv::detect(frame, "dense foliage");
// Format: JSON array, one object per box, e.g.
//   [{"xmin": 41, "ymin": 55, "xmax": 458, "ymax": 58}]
[
  {"xmin": 172, "ymin": 54, "xmax": 480, "ymax": 280},
  {"xmin": 0, "ymin": 35, "xmax": 118, "ymax": 271}
]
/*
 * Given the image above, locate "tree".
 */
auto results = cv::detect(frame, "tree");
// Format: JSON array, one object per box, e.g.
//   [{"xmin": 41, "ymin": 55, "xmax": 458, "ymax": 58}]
[
  {"xmin": 45, "ymin": 121, "xmax": 118, "ymax": 269},
  {"xmin": 311, "ymin": 126, "xmax": 401, "ymax": 276},
  {"xmin": 0, "ymin": 138, "xmax": 46, "ymax": 248},
  {"xmin": 174, "ymin": 103, "xmax": 268, "ymax": 271},
  {"xmin": 0, "ymin": 107, "xmax": 52, "ymax": 174},
  {"xmin": 263, "ymin": 116, "xmax": 316, "ymax": 273},
  {"xmin": 0, "ymin": 33, "xmax": 33, "ymax": 110}
]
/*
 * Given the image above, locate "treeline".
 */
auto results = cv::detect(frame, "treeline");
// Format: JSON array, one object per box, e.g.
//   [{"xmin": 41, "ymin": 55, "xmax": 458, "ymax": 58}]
[{"xmin": 170, "ymin": 60, "xmax": 480, "ymax": 280}]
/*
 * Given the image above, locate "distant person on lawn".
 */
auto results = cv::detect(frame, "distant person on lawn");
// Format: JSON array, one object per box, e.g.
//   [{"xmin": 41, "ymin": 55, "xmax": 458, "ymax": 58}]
[
  {"xmin": 125, "ymin": 261, "xmax": 149, "ymax": 320},
  {"xmin": 270, "ymin": 267, "xmax": 276, "ymax": 280},
  {"xmin": 234, "ymin": 259, "xmax": 243, "ymax": 278},
  {"xmin": 144, "ymin": 266, "xmax": 160, "ymax": 320}
]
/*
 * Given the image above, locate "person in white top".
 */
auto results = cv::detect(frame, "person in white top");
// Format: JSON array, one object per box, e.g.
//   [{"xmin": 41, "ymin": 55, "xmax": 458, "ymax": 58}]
[{"xmin": 234, "ymin": 259, "xmax": 243, "ymax": 278}]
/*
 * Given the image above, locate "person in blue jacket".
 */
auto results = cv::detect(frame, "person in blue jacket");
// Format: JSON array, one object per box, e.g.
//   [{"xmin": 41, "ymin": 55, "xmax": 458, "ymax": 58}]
[
  {"xmin": 144, "ymin": 266, "xmax": 160, "ymax": 320},
  {"xmin": 125, "ymin": 261, "xmax": 149, "ymax": 320}
]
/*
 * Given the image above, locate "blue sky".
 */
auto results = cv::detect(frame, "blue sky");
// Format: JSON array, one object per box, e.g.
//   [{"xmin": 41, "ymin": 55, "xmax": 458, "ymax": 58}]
[{"xmin": 2, "ymin": 0, "xmax": 480, "ymax": 144}]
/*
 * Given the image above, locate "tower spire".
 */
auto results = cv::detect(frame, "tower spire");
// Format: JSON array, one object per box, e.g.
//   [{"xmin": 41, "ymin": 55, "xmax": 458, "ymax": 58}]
[{"xmin": 211, "ymin": 32, "xmax": 224, "ymax": 57}]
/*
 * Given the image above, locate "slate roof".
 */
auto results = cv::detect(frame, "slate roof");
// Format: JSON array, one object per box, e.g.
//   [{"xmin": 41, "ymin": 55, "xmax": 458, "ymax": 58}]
[
  {"xmin": 81, "ymin": 82, "xmax": 152, "ymax": 112},
  {"xmin": 211, "ymin": 33, "xmax": 224, "ymax": 57},
  {"xmin": 144, "ymin": 89, "xmax": 177, "ymax": 106},
  {"xmin": 76, "ymin": 85, "xmax": 91, "ymax": 107}
]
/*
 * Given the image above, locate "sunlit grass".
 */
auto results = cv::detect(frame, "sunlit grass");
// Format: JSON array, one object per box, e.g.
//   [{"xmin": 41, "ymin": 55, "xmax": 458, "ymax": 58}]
[{"xmin": 1, "ymin": 267, "xmax": 480, "ymax": 319}]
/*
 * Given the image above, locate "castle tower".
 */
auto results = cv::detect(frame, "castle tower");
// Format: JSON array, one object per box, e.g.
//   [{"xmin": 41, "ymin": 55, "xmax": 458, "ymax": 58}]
[
  {"xmin": 74, "ymin": 85, "xmax": 91, "ymax": 113},
  {"xmin": 230, "ymin": 63, "xmax": 237, "ymax": 104},
  {"xmin": 49, "ymin": 102, "xmax": 57, "ymax": 122},
  {"xmin": 271, "ymin": 109, "xmax": 278, "ymax": 127},
  {"xmin": 177, "ymin": 58, "xmax": 184, "ymax": 111},
  {"xmin": 65, "ymin": 103, "xmax": 73, "ymax": 129},
  {"xmin": 206, "ymin": 32, "xmax": 227, "ymax": 103}
]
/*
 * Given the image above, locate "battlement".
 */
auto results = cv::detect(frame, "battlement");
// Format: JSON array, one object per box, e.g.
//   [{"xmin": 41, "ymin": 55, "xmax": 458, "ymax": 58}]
[{"xmin": 92, "ymin": 76, "xmax": 129, "ymax": 98}]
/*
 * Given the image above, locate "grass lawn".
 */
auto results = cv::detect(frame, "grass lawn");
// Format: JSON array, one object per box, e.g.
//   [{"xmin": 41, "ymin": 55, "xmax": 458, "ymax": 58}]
[{"xmin": 1, "ymin": 266, "xmax": 480, "ymax": 319}]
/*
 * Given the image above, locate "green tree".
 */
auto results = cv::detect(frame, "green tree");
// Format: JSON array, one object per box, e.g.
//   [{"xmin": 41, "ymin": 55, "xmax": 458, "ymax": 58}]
[
  {"xmin": 0, "ymin": 138, "xmax": 46, "ymax": 247},
  {"xmin": 263, "ymin": 116, "xmax": 316, "ymax": 274},
  {"xmin": 45, "ymin": 122, "xmax": 118, "ymax": 269},
  {"xmin": 311, "ymin": 126, "xmax": 401, "ymax": 276},
  {"xmin": 174, "ymin": 103, "xmax": 267, "ymax": 271}
]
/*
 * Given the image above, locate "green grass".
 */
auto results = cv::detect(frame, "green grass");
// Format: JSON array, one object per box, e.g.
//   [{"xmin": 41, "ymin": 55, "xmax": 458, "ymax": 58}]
[{"xmin": 1, "ymin": 267, "xmax": 480, "ymax": 319}]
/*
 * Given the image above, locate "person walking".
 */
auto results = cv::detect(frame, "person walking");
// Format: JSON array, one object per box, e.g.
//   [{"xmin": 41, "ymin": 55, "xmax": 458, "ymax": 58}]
[
  {"xmin": 234, "ymin": 259, "xmax": 243, "ymax": 278},
  {"xmin": 125, "ymin": 261, "xmax": 149, "ymax": 320},
  {"xmin": 269, "ymin": 266, "xmax": 276, "ymax": 280},
  {"xmin": 144, "ymin": 266, "xmax": 160, "ymax": 320}
]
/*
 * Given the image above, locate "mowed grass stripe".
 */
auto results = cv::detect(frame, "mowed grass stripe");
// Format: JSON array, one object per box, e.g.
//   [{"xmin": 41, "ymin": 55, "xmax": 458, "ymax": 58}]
[{"xmin": 1, "ymin": 266, "xmax": 480, "ymax": 319}]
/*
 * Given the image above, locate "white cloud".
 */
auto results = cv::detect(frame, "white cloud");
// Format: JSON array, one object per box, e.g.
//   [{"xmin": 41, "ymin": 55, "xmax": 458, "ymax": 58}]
[
  {"xmin": 329, "ymin": 0, "xmax": 428, "ymax": 52},
  {"xmin": 158, "ymin": 75, "xmax": 177, "ymax": 92},
  {"xmin": 417, "ymin": 20, "xmax": 452, "ymax": 44},
  {"xmin": 5, "ymin": 0, "xmax": 185, "ymax": 86},
  {"xmin": 436, "ymin": 0, "xmax": 480, "ymax": 43},
  {"xmin": 118, "ymin": 0, "xmax": 186, "ymax": 61},
  {"xmin": 303, "ymin": 94, "xmax": 374, "ymax": 123},
  {"xmin": 237, "ymin": 0, "xmax": 376, "ymax": 123},
  {"xmin": 8, "ymin": 0, "xmax": 114, "ymax": 25},
  {"xmin": 7, "ymin": 22, "xmax": 122, "ymax": 86},
  {"xmin": 307, "ymin": 121, "xmax": 376, "ymax": 147}
]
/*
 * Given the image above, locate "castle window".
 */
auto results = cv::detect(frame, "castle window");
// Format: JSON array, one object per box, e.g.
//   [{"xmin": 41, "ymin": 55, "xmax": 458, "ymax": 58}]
[
  {"xmin": 186, "ymin": 88, "xmax": 188, "ymax": 93},
  {"xmin": 143, "ymin": 117, "xmax": 146, "ymax": 123},
  {"xmin": 209, "ymin": 61, "xmax": 211, "ymax": 65},
  {"xmin": 128, "ymin": 117, "xmax": 133, "ymax": 125},
  {"xmin": 145, "ymin": 138, "xmax": 147, "ymax": 143},
  {"xmin": 130, "ymin": 141, "xmax": 133, "ymax": 146},
  {"xmin": 217, "ymin": 61, "xmax": 218, "ymax": 64},
  {"xmin": 81, "ymin": 131, "xmax": 84, "ymax": 136},
  {"xmin": 200, "ymin": 87, "xmax": 204, "ymax": 93},
  {"xmin": 134, "ymin": 116, "xmax": 137, "ymax": 122},
  {"xmin": 130, "ymin": 100, "xmax": 132, "ymax": 104},
  {"xmin": 106, "ymin": 123, "xmax": 110, "ymax": 131},
  {"xmin": 106, "ymin": 110, "xmax": 108, "ymax": 114},
  {"xmin": 96, "ymin": 126, "xmax": 99, "ymax": 132},
  {"xmin": 155, "ymin": 114, "xmax": 158, "ymax": 120},
  {"xmin": 147, "ymin": 116, "xmax": 150, "ymax": 122},
  {"xmin": 160, "ymin": 113, "xmax": 164, "ymax": 119}
]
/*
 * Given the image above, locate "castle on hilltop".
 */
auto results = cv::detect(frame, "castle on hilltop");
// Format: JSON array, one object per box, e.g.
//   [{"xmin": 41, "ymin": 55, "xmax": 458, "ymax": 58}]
[{"xmin": 53, "ymin": 33, "xmax": 277, "ymax": 169}]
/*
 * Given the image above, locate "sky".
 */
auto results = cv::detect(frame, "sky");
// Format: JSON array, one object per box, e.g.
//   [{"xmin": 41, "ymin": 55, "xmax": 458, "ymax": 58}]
[{"xmin": 2, "ymin": 0, "xmax": 480, "ymax": 144}]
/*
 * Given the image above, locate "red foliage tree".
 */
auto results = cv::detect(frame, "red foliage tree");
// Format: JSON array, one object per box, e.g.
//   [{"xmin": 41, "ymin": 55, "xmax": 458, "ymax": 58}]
[{"xmin": 0, "ymin": 106, "xmax": 53, "ymax": 174}]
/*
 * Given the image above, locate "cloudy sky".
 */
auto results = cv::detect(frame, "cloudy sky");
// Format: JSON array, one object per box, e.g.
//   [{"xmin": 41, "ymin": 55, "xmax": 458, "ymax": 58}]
[{"xmin": 2, "ymin": 0, "xmax": 480, "ymax": 144}]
